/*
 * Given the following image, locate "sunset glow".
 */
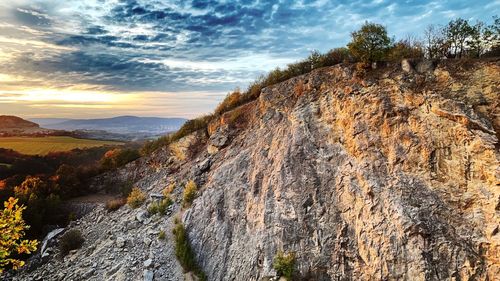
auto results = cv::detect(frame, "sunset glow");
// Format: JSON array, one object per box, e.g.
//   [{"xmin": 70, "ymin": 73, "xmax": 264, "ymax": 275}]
[{"xmin": 0, "ymin": 0, "xmax": 497, "ymax": 118}]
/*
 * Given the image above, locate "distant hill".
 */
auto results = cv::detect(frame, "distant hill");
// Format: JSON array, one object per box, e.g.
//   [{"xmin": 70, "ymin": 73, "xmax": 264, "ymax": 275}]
[
  {"xmin": 29, "ymin": 118, "xmax": 72, "ymax": 127},
  {"xmin": 0, "ymin": 115, "xmax": 55, "ymax": 136},
  {"xmin": 0, "ymin": 115, "xmax": 39, "ymax": 129},
  {"xmin": 31, "ymin": 116, "xmax": 187, "ymax": 136}
]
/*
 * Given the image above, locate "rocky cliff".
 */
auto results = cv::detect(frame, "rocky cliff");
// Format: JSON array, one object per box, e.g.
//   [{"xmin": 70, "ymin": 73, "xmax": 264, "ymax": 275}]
[{"xmin": 11, "ymin": 59, "xmax": 500, "ymax": 281}]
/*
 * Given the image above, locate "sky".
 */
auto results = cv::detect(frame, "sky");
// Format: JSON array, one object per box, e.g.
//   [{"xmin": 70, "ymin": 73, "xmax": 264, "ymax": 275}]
[{"xmin": 0, "ymin": 0, "xmax": 498, "ymax": 119}]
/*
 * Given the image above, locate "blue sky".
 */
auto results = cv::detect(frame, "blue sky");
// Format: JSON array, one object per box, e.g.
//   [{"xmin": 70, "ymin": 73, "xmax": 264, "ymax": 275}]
[{"xmin": 0, "ymin": 0, "xmax": 498, "ymax": 118}]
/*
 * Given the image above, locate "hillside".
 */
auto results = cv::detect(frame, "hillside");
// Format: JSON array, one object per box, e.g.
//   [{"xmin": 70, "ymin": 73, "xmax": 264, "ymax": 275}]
[
  {"xmin": 11, "ymin": 59, "xmax": 500, "ymax": 280},
  {"xmin": 0, "ymin": 115, "xmax": 39, "ymax": 129},
  {"xmin": 0, "ymin": 115, "xmax": 55, "ymax": 136}
]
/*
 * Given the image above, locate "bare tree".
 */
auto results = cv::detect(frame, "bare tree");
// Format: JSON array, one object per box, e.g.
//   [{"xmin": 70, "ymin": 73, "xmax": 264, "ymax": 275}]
[{"xmin": 424, "ymin": 24, "xmax": 448, "ymax": 59}]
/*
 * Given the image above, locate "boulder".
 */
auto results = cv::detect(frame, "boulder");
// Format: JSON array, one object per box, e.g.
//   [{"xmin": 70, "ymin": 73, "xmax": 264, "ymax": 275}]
[
  {"xmin": 116, "ymin": 237, "xmax": 126, "ymax": 248},
  {"xmin": 143, "ymin": 269, "xmax": 154, "ymax": 281},
  {"xmin": 209, "ymin": 125, "xmax": 229, "ymax": 148},
  {"xmin": 401, "ymin": 59, "xmax": 413, "ymax": 72},
  {"xmin": 143, "ymin": 259, "xmax": 153, "ymax": 268}
]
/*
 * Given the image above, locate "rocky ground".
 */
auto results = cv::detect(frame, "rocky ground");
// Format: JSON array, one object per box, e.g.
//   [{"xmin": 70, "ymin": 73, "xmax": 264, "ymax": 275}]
[{"xmin": 8, "ymin": 59, "xmax": 500, "ymax": 281}]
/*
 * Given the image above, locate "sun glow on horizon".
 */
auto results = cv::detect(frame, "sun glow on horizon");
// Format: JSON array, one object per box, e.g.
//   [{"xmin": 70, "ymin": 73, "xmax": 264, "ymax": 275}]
[{"xmin": 0, "ymin": 88, "xmax": 138, "ymax": 104}]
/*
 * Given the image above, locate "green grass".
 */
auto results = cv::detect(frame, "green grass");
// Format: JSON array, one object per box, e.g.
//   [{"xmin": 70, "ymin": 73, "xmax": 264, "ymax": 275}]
[
  {"xmin": 0, "ymin": 136, "xmax": 122, "ymax": 155},
  {"xmin": 0, "ymin": 163, "xmax": 12, "ymax": 168}
]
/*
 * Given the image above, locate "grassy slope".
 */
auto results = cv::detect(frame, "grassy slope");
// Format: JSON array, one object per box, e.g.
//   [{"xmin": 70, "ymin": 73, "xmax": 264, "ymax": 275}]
[{"xmin": 0, "ymin": 136, "xmax": 122, "ymax": 155}]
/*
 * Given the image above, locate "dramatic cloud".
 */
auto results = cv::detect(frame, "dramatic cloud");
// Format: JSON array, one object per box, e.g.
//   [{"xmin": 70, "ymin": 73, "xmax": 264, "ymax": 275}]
[{"xmin": 0, "ymin": 0, "xmax": 498, "ymax": 118}]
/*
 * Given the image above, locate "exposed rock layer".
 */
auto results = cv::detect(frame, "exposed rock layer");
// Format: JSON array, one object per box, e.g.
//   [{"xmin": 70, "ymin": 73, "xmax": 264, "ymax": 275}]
[
  {"xmin": 11, "ymin": 60, "xmax": 500, "ymax": 281},
  {"xmin": 186, "ymin": 60, "xmax": 500, "ymax": 280}
]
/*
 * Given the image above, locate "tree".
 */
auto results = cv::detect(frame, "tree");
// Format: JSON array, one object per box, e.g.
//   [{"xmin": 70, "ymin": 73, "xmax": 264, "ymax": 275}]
[
  {"xmin": 424, "ymin": 24, "xmax": 448, "ymax": 59},
  {"xmin": 445, "ymin": 18, "xmax": 473, "ymax": 58},
  {"xmin": 347, "ymin": 22, "xmax": 391, "ymax": 63},
  {"xmin": 467, "ymin": 21, "xmax": 486, "ymax": 58},
  {"xmin": 0, "ymin": 197, "xmax": 38, "ymax": 273},
  {"xmin": 387, "ymin": 35, "xmax": 424, "ymax": 61},
  {"xmin": 483, "ymin": 15, "xmax": 500, "ymax": 56}
]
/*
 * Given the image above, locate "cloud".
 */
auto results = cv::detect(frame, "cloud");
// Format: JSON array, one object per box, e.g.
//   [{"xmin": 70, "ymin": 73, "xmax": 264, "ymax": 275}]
[{"xmin": 0, "ymin": 0, "xmax": 498, "ymax": 118}]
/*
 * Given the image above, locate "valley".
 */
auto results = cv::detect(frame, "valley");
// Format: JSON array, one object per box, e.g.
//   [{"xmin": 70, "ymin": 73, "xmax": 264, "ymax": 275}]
[
  {"xmin": 0, "ymin": 136, "xmax": 122, "ymax": 156},
  {"xmin": 0, "ymin": 2, "xmax": 498, "ymax": 280}
]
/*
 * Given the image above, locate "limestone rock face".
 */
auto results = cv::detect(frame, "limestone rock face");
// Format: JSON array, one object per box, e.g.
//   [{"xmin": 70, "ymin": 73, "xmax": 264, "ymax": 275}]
[
  {"xmin": 184, "ymin": 61, "xmax": 499, "ymax": 280},
  {"xmin": 10, "ymin": 61, "xmax": 499, "ymax": 281}
]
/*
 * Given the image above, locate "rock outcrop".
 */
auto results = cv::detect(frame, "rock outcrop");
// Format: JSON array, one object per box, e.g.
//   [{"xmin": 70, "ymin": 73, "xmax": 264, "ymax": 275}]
[{"xmin": 11, "ymin": 60, "xmax": 499, "ymax": 281}]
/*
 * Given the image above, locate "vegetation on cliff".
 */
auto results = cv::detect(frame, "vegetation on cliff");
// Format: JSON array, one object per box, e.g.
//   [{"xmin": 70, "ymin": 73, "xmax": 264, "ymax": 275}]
[
  {"xmin": 0, "ymin": 198, "xmax": 38, "ymax": 273},
  {"xmin": 142, "ymin": 16, "xmax": 499, "ymax": 155},
  {"xmin": 172, "ymin": 221, "xmax": 206, "ymax": 281}
]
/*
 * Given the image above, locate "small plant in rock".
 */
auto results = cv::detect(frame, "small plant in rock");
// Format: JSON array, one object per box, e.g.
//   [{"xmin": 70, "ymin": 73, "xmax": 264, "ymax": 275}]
[
  {"xmin": 182, "ymin": 180, "xmax": 198, "ymax": 208},
  {"xmin": 127, "ymin": 187, "xmax": 146, "ymax": 208},
  {"xmin": 148, "ymin": 197, "xmax": 172, "ymax": 216},
  {"xmin": 174, "ymin": 216, "xmax": 181, "ymax": 224},
  {"xmin": 59, "ymin": 229, "xmax": 84, "ymax": 257},
  {"xmin": 172, "ymin": 221, "xmax": 206, "ymax": 281},
  {"xmin": 158, "ymin": 230, "xmax": 166, "ymax": 240},
  {"xmin": 163, "ymin": 182, "xmax": 176, "ymax": 197},
  {"xmin": 105, "ymin": 198, "xmax": 126, "ymax": 212},
  {"xmin": 273, "ymin": 251, "xmax": 296, "ymax": 281}
]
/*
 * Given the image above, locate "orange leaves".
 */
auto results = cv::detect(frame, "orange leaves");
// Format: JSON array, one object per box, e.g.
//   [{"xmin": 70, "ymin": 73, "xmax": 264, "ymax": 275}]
[{"xmin": 0, "ymin": 197, "xmax": 38, "ymax": 273}]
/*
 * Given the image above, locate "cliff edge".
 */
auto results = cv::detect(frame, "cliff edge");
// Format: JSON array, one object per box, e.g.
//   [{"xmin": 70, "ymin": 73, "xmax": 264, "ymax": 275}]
[{"xmin": 12, "ymin": 59, "xmax": 500, "ymax": 281}]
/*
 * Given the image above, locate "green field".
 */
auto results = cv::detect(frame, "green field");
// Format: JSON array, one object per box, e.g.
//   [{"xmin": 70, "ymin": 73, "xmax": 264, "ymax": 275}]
[{"xmin": 0, "ymin": 136, "xmax": 122, "ymax": 155}]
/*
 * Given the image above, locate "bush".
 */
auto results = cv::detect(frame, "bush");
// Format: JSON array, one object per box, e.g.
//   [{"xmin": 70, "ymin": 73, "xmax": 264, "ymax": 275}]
[
  {"xmin": 127, "ymin": 187, "xmax": 146, "ymax": 208},
  {"xmin": 214, "ymin": 89, "xmax": 243, "ymax": 116},
  {"xmin": 273, "ymin": 251, "xmax": 296, "ymax": 280},
  {"xmin": 387, "ymin": 39, "xmax": 424, "ymax": 61},
  {"xmin": 172, "ymin": 222, "xmax": 206, "ymax": 280},
  {"xmin": 105, "ymin": 198, "xmax": 126, "ymax": 212},
  {"xmin": 100, "ymin": 148, "xmax": 140, "ymax": 170},
  {"xmin": 148, "ymin": 197, "xmax": 172, "ymax": 216},
  {"xmin": 163, "ymin": 183, "xmax": 176, "ymax": 197},
  {"xmin": 158, "ymin": 230, "xmax": 166, "ymax": 240},
  {"xmin": 322, "ymin": 47, "xmax": 352, "ymax": 65},
  {"xmin": 0, "ymin": 197, "xmax": 38, "ymax": 273},
  {"xmin": 59, "ymin": 229, "xmax": 84, "ymax": 257},
  {"xmin": 182, "ymin": 180, "xmax": 197, "ymax": 207}
]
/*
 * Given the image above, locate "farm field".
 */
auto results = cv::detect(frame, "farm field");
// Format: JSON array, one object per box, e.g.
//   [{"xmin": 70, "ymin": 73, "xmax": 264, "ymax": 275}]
[{"xmin": 0, "ymin": 136, "xmax": 122, "ymax": 155}]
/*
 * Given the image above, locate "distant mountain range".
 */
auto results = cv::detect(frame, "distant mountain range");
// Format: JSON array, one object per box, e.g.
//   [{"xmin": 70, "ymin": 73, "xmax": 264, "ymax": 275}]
[{"xmin": 30, "ymin": 116, "xmax": 187, "ymax": 136}]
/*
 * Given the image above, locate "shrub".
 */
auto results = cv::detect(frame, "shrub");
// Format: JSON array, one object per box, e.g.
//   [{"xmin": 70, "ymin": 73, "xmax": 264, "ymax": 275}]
[
  {"xmin": 58, "ymin": 229, "xmax": 84, "ymax": 257},
  {"xmin": 148, "ymin": 197, "xmax": 172, "ymax": 216},
  {"xmin": 0, "ymin": 197, "xmax": 38, "ymax": 273},
  {"xmin": 127, "ymin": 187, "xmax": 146, "ymax": 208},
  {"xmin": 163, "ymin": 183, "xmax": 176, "ymax": 197},
  {"xmin": 105, "ymin": 198, "xmax": 126, "ymax": 212},
  {"xmin": 158, "ymin": 230, "xmax": 166, "ymax": 240},
  {"xmin": 174, "ymin": 216, "xmax": 181, "ymax": 224},
  {"xmin": 172, "ymin": 222, "xmax": 206, "ymax": 281},
  {"xmin": 100, "ymin": 148, "xmax": 140, "ymax": 170},
  {"xmin": 322, "ymin": 47, "xmax": 352, "ymax": 65},
  {"xmin": 273, "ymin": 251, "xmax": 296, "ymax": 280},
  {"xmin": 387, "ymin": 38, "xmax": 424, "ymax": 61},
  {"xmin": 214, "ymin": 89, "xmax": 243, "ymax": 116},
  {"xmin": 182, "ymin": 180, "xmax": 198, "ymax": 207}
]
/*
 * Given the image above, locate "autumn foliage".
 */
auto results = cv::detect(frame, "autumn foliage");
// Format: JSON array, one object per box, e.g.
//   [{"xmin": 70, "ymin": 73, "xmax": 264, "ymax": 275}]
[{"xmin": 0, "ymin": 197, "xmax": 38, "ymax": 273}]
